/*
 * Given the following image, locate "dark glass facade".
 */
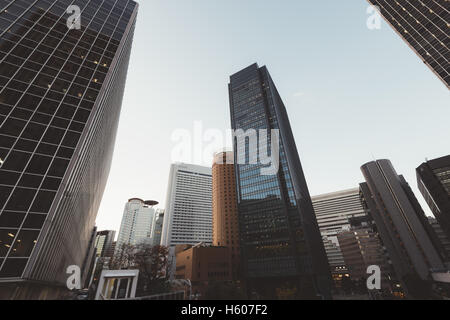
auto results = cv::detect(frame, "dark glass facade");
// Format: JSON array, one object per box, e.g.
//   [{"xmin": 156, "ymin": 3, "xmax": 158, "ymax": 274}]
[
  {"xmin": 228, "ymin": 64, "xmax": 331, "ymax": 299},
  {"xmin": 0, "ymin": 0, "xmax": 137, "ymax": 298},
  {"xmin": 367, "ymin": 0, "xmax": 449, "ymax": 88},
  {"xmin": 417, "ymin": 155, "xmax": 450, "ymax": 241}
]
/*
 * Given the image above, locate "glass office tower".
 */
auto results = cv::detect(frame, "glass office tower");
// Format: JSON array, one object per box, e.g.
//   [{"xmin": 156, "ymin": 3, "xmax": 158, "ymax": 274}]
[
  {"xmin": 228, "ymin": 63, "xmax": 331, "ymax": 299},
  {"xmin": 367, "ymin": 0, "xmax": 449, "ymax": 88},
  {"xmin": 0, "ymin": 0, "xmax": 137, "ymax": 299}
]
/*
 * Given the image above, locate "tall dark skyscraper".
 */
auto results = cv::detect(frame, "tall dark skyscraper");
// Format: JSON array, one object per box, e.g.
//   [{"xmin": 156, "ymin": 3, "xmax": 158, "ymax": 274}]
[
  {"xmin": 360, "ymin": 159, "xmax": 445, "ymax": 298},
  {"xmin": 367, "ymin": 0, "xmax": 449, "ymax": 88},
  {"xmin": 417, "ymin": 155, "xmax": 450, "ymax": 241},
  {"xmin": 228, "ymin": 63, "xmax": 331, "ymax": 299},
  {"xmin": 0, "ymin": 0, "xmax": 137, "ymax": 299}
]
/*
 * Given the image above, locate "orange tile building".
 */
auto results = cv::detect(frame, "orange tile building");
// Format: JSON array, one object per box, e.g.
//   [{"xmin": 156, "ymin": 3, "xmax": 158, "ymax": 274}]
[{"xmin": 212, "ymin": 151, "xmax": 240, "ymax": 280}]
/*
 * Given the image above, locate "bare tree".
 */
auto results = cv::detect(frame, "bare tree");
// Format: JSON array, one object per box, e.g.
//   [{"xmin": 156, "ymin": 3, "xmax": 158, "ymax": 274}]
[
  {"xmin": 109, "ymin": 243, "xmax": 171, "ymax": 296},
  {"xmin": 134, "ymin": 244, "xmax": 171, "ymax": 295},
  {"xmin": 109, "ymin": 243, "xmax": 137, "ymax": 270}
]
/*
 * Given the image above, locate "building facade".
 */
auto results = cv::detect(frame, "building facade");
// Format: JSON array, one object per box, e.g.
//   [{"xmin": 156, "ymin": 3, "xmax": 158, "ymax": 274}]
[
  {"xmin": 212, "ymin": 151, "xmax": 240, "ymax": 280},
  {"xmin": 360, "ymin": 159, "xmax": 445, "ymax": 297},
  {"xmin": 337, "ymin": 215, "xmax": 395, "ymax": 293},
  {"xmin": 115, "ymin": 198, "xmax": 157, "ymax": 253},
  {"xmin": 312, "ymin": 188, "xmax": 367, "ymax": 283},
  {"xmin": 0, "ymin": 0, "xmax": 137, "ymax": 299},
  {"xmin": 428, "ymin": 216, "xmax": 450, "ymax": 265},
  {"xmin": 161, "ymin": 163, "xmax": 213, "ymax": 247},
  {"xmin": 417, "ymin": 155, "xmax": 450, "ymax": 241},
  {"xmin": 367, "ymin": 0, "xmax": 449, "ymax": 88},
  {"xmin": 95, "ymin": 230, "xmax": 115, "ymax": 258},
  {"xmin": 175, "ymin": 243, "xmax": 231, "ymax": 297},
  {"xmin": 229, "ymin": 63, "xmax": 331, "ymax": 299},
  {"xmin": 150, "ymin": 208, "xmax": 164, "ymax": 247}
]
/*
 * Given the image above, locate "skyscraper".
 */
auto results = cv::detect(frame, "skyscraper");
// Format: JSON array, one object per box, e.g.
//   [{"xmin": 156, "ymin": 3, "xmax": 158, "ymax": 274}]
[
  {"xmin": 95, "ymin": 230, "xmax": 116, "ymax": 258},
  {"xmin": 161, "ymin": 163, "xmax": 213, "ymax": 247},
  {"xmin": 427, "ymin": 216, "xmax": 450, "ymax": 265},
  {"xmin": 360, "ymin": 159, "xmax": 445, "ymax": 297},
  {"xmin": 312, "ymin": 188, "xmax": 367, "ymax": 283},
  {"xmin": 337, "ymin": 215, "xmax": 395, "ymax": 293},
  {"xmin": 367, "ymin": 0, "xmax": 449, "ymax": 88},
  {"xmin": 228, "ymin": 63, "xmax": 331, "ymax": 299},
  {"xmin": 417, "ymin": 155, "xmax": 450, "ymax": 241},
  {"xmin": 150, "ymin": 208, "xmax": 164, "ymax": 247},
  {"xmin": 212, "ymin": 151, "xmax": 240, "ymax": 280},
  {"xmin": 0, "ymin": 0, "xmax": 137, "ymax": 299},
  {"xmin": 115, "ymin": 198, "xmax": 157, "ymax": 253}
]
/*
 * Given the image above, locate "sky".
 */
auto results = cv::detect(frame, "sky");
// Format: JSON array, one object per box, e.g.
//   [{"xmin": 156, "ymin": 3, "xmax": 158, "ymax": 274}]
[{"xmin": 95, "ymin": 0, "xmax": 449, "ymax": 233}]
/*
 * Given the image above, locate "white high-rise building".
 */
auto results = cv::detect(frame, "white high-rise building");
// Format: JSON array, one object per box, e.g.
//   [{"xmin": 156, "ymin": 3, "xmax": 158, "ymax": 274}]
[
  {"xmin": 161, "ymin": 163, "xmax": 213, "ymax": 247},
  {"xmin": 311, "ymin": 188, "xmax": 367, "ymax": 278},
  {"xmin": 115, "ymin": 198, "xmax": 158, "ymax": 253}
]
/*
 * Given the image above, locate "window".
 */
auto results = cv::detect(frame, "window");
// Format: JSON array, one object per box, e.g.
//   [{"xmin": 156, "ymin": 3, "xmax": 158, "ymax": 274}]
[
  {"xmin": 30, "ymin": 190, "xmax": 55, "ymax": 213},
  {"xmin": 22, "ymin": 213, "xmax": 46, "ymax": 229},
  {"xmin": 18, "ymin": 174, "xmax": 43, "ymax": 189},
  {"xmin": 10, "ymin": 229, "xmax": 39, "ymax": 257},
  {"xmin": 5, "ymin": 187, "xmax": 36, "ymax": 211},
  {"xmin": 47, "ymin": 158, "xmax": 68, "ymax": 178},
  {"xmin": 0, "ymin": 257, "xmax": 28, "ymax": 277},
  {"xmin": 0, "ymin": 211, "xmax": 25, "ymax": 228},
  {"xmin": 0, "ymin": 118, "xmax": 26, "ymax": 136},
  {"xmin": 26, "ymin": 154, "xmax": 52, "ymax": 175},
  {"xmin": 1, "ymin": 151, "xmax": 31, "ymax": 172},
  {"xmin": 0, "ymin": 169, "xmax": 20, "ymax": 186},
  {"xmin": 0, "ymin": 229, "xmax": 17, "ymax": 257}
]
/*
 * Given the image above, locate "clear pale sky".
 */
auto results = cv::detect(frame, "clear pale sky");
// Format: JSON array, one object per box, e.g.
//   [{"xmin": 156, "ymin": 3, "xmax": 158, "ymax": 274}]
[{"xmin": 95, "ymin": 0, "xmax": 449, "ymax": 233}]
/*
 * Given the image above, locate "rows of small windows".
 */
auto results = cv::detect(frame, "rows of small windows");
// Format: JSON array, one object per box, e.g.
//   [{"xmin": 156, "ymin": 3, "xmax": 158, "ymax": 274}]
[
  {"xmin": 172, "ymin": 220, "xmax": 212, "ymax": 226},
  {"xmin": 233, "ymin": 101, "xmax": 265, "ymax": 121},
  {"xmin": 230, "ymin": 78, "xmax": 259, "ymax": 93},
  {"xmin": 0, "ymin": 229, "xmax": 39, "ymax": 277},
  {"xmin": 0, "ymin": 18, "xmax": 120, "ymax": 60},
  {"xmin": 375, "ymin": 0, "xmax": 449, "ymax": 83},
  {"xmin": 175, "ymin": 185, "xmax": 212, "ymax": 192},
  {"xmin": 0, "ymin": 2, "xmax": 129, "ymax": 106},
  {"xmin": 0, "ymin": 108, "xmax": 88, "ymax": 140},
  {"xmin": 232, "ymin": 88, "xmax": 262, "ymax": 107},
  {"xmin": 0, "ymin": 117, "xmax": 82, "ymax": 149},
  {"xmin": 0, "ymin": 0, "xmax": 132, "ymax": 41},
  {"xmin": 173, "ymin": 199, "xmax": 211, "ymax": 205},
  {"xmin": 173, "ymin": 198, "xmax": 211, "ymax": 204},
  {"xmin": 0, "ymin": 57, "xmax": 106, "ymax": 99},
  {"xmin": 0, "ymin": 181, "xmax": 56, "ymax": 214},
  {"xmin": 0, "ymin": 51, "xmax": 108, "ymax": 96},
  {"xmin": 314, "ymin": 201, "xmax": 366, "ymax": 214},
  {"xmin": 176, "ymin": 175, "xmax": 212, "ymax": 182},
  {"xmin": 0, "ymin": 79, "xmax": 96, "ymax": 109},
  {"xmin": 0, "ymin": 36, "xmax": 112, "ymax": 80},
  {"xmin": 240, "ymin": 174, "xmax": 278, "ymax": 188},
  {"xmin": 241, "ymin": 188, "xmax": 281, "ymax": 201},
  {"xmin": 231, "ymin": 81, "xmax": 261, "ymax": 100},
  {"xmin": 0, "ymin": 3, "xmax": 123, "ymax": 57},
  {"xmin": 1, "ymin": 0, "xmax": 134, "ymax": 20}
]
